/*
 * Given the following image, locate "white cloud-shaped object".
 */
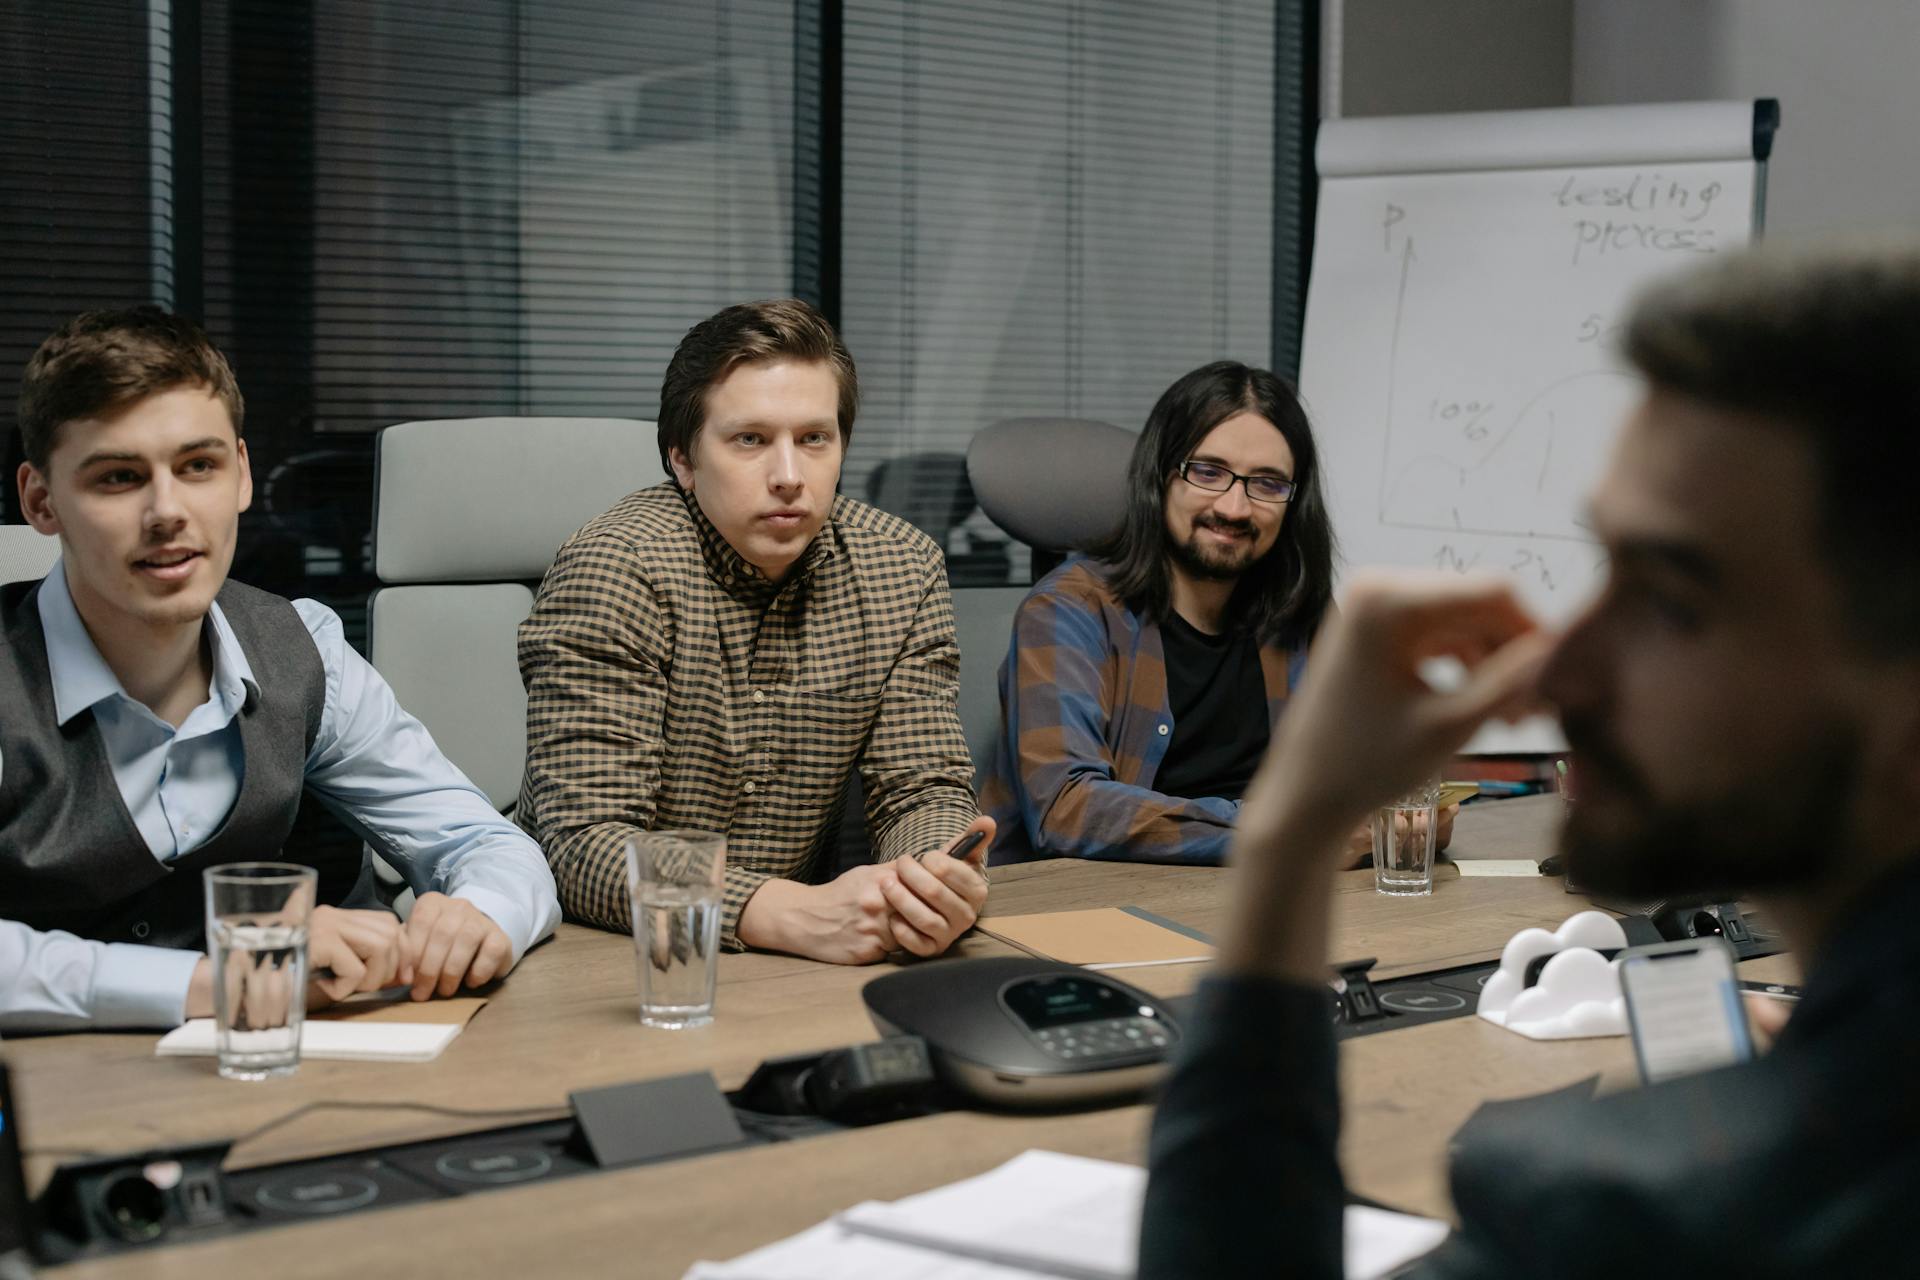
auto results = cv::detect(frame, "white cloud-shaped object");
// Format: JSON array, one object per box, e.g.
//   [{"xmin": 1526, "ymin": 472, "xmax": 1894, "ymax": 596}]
[{"xmin": 1476, "ymin": 910, "xmax": 1629, "ymax": 1040}]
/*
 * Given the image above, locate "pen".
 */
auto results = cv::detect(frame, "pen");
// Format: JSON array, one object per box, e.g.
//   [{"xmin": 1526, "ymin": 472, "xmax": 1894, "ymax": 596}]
[{"xmin": 947, "ymin": 829, "xmax": 988, "ymax": 860}]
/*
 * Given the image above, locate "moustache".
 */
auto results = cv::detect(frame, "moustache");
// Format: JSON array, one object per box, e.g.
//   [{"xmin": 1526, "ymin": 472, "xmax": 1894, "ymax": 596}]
[{"xmin": 1193, "ymin": 515, "xmax": 1256, "ymax": 538}]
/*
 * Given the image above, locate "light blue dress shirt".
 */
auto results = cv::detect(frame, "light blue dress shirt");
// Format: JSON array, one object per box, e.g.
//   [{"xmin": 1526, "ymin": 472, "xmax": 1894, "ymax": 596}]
[{"xmin": 0, "ymin": 564, "xmax": 561, "ymax": 1032}]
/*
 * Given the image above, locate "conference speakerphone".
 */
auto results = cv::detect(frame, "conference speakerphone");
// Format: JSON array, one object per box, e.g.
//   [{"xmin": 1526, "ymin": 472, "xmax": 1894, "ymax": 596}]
[{"xmin": 863, "ymin": 957, "xmax": 1182, "ymax": 1108}]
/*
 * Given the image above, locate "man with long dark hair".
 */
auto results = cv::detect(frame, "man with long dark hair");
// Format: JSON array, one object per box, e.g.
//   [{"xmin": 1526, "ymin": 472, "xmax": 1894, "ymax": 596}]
[{"xmin": 980, "ymin": 361, "xmax": 1344, "ymax": 864}]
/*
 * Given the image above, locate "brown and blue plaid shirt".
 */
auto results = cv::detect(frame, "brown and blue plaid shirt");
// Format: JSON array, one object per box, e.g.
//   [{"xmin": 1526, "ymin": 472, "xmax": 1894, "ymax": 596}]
[
  {"xmin": 516, "ymin": 484, "xmax": 976, "ymax": 947},
  {"xmin": 979, "ymin": 559, "xmax": 1306, "ymax": 865}
]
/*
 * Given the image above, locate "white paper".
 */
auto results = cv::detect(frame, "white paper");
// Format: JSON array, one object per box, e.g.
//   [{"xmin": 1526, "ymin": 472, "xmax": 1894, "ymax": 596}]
[
  {"xmin": 1453, "ymin": 860, "xmax": 1546, "ymax": 878},
  {"xmin": 839, "ymin": 1151, "xmax": 1140, "ymax": 1280},
  {"xmin": 1346, "ymin": 1205, "xmax": 1452, "ymax": 1279},
  {"xmin": 687, "ymin": 1150, "xmax": 1450, "ymax": 1280},
  {"xmin": 1301, "ymin": 105, "xmax": 1764, "ymax": 754},
  {"xmin": 155, "ymin": 1018, "xmax": 462, "ymax": 1063},
  {"xmin": 685, "ymin": 1219, "xmax": 1053, "ymax": 1279}
]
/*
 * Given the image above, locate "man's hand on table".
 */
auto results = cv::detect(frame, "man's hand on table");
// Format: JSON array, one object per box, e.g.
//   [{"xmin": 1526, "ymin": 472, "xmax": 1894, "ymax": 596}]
[
  {"xmin": 883, "ymin": 817, "xmax": 994, "ymax": 956},
  {"xmin": 1744, "ymin": 991, "xmax": 1795, "ymax": 1049},
  {"xmin": 1343, "ymin": 822, "xmax": 1373, "ymax": 867},
  {"xmin": 181, "ymin": 898, "xmax": 509, "ymax": 1022},
  {"xmin": 184, "ymin": 904, "xmax": 412, "ymax": 1020},
  {"xmin": 403, "ymin": 892, "xmax": 514, "ymax": 1000},
  {"xmin": 738, "ymin": 815, "xmax": 995, "ymax": 964},
  {"xmin": 1226, "ymin": 573, "xmax": 1553, "ymax": 984},
  {"xmin": 308, "ymin": 905, "xmax": 413, "ymax": 1004},
  {"xmin": 1340, "ymin": 803, "xmax": 1460, "ymax": 869}
]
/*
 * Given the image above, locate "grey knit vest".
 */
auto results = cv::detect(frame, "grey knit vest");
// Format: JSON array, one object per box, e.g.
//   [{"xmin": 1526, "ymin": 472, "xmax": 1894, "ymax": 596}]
[{"xmin": 0, "ymin": 577, "xmax": 348, "ymax": 949}]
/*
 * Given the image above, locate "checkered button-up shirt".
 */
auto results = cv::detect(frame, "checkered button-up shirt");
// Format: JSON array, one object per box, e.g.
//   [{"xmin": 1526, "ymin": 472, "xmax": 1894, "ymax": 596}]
[{"xmin": 517, "ymin": 483, "xmax": 976, "ymax": 947}]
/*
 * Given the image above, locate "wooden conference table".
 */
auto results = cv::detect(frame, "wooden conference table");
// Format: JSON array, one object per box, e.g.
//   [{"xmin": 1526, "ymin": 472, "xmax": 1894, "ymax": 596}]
[{"xmin": 13, "ymin": 795, "xmax": 1795, "ymax": 1278}]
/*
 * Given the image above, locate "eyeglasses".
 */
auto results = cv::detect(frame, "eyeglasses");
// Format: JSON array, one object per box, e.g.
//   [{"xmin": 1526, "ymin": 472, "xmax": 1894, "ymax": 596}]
[{"xmin": 1176, "ymin": 459, "xmax": 1295, "ymax": 504}]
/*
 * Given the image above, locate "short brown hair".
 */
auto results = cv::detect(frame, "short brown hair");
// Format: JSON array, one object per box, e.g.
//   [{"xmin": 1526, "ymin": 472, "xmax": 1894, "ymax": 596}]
[
  {"xmin": 17, "ymin": 306, "xmax": 245, "ymax": 470},
  {"xmin": 1625, "ymin": 238, "xmax": 1920, "ymax": 656},
  {"xmin": 656, "ymin": 298, "xmax": 857, "ymax": 480}
]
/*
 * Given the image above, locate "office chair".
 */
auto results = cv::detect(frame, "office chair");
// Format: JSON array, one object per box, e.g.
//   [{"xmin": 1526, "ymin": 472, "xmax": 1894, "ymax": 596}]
[
  {"xmin": 0, "ymin": 525, "xmax": 60, "ymax": 586},
  {"xmin": 262, "ymin": 446, "xmax": 377, "ymax": 579},
  {"xmin": 965, "ymin": 417, "xmax": 1135, "ymax": 581},
  {"xmin": 369, "ymin": 416, "xmax": 667, "ymax": 818},
  {"xmin": 864, "ymin": 451, "xmax": 1012, "ymax": 585}
]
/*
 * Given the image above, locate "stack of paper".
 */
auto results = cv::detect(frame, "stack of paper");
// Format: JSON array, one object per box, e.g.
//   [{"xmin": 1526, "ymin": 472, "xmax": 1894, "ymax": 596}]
[
  {"xmin": 685, "ymin": 1150, "xmax": 1449, "ymax": 1280},
  {"xmin": 155, "ymin": 995, "xmax": 486, "ymax": 1064}
]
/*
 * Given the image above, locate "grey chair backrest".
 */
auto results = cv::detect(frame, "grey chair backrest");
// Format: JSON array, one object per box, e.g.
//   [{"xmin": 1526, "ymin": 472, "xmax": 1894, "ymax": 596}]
[
  {"xmin": 369, "ymin": 417, "xmax": 666, "ymax": 808},
  {"xmin": 966, "ymin": 418, "xmax": 1136, "ymax": 562},
  {"xmin": 828, "ymin": 585, "xmax": 1027, "ymax": 876},
  {"xmin": 0, "ymin": 525, "xmax": 60, "ymax": 586},
  {"xmin": 953, "ymin": 586, "xmax": 1027, "ymax": 777}
]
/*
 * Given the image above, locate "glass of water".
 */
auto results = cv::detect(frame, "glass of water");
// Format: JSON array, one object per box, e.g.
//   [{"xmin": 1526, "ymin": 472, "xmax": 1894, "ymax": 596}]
[
  {"xmin": 204, "ymin": 863, "xmax": 318, "ymax": 1080},
  {"xmin": 1373, "ymin": 781, "xmax": 1440, "ymax": 897},
  {"xmin": 625, "ymin": 831, "xmax": 725, "ymax": 1029}
]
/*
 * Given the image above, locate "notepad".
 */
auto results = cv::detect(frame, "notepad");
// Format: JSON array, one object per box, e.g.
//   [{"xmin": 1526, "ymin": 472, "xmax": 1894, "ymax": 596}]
[
  {"xmin": 977, "ymin": 907, "xmax": 1211, "ymax": 970},
  {"xmin": 687, "ymin": 1220, "xmax": 1047, "ymax": 1279},
  {"xmin": 1454, "ymin": 859, "xmax": 1544, "ymax": 878},
  {"xmin": 156, "ymin": 996, "xmax": 487, "ymax": 1063},
  {"xmin": 684, "ymin": 1150, "xmax": 1451, "ymax": 1280},
  {"xmin": 837, "ymin": 1151, "xmax": 1140, "ymax": 1280}
]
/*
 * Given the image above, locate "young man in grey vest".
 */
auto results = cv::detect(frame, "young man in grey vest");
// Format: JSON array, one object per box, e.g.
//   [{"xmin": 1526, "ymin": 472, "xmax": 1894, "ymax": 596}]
[{"xmin": 1, "ymin": 307, "xmax": 561, "ymax": 1031}]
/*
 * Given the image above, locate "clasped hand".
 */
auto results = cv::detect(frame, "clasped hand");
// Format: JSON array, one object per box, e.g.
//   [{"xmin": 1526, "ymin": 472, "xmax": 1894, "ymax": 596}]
[
  {"xmin": 738, "ymin": 816, "xmax": 995, "ymax": 964},
  {"xmin": 185, "ymin": 892, "xmax": 512, "ymax": 1019},
  {"xmin": 306, "ymin": 894, "xmax": 513, "ymax": 1005}
]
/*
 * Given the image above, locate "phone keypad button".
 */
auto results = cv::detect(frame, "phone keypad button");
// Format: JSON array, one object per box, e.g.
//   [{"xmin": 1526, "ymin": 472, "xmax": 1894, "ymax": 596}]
[{"xmin": 1031, "ymin": 1016, "xmax": 1176, "ymax": 1062}]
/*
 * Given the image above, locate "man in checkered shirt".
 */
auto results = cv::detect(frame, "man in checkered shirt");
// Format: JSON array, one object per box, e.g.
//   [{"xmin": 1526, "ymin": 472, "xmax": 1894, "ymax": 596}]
[{"xmin": 516, "ymin": 299, "xmax": 992, "ymax": 962}]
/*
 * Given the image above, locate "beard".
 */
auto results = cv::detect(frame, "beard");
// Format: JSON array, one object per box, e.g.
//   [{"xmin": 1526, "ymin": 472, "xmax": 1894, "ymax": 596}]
[
  {"xmin": 1168, "ymin": 514, "xmax": 1260, "ymax": 581},
  {"xmin": 1560, "ymin": 712, "xmax": 1862, "ymax": 901}
]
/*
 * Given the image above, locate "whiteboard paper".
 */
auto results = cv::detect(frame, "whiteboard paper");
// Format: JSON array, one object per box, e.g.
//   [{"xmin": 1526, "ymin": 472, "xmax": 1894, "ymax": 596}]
[{"xmin": 1300, "ymin": 103, "xmax": 1766, "ymax": 751}]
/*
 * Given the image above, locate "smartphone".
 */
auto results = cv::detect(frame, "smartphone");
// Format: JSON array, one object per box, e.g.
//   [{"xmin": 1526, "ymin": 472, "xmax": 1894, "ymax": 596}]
[{"xmin": 1619, "ymin": 939, "xmax": 1755, "ymax": 1085}]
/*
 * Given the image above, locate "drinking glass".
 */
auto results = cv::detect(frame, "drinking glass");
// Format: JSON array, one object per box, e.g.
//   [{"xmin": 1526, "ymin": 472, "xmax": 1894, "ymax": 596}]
[
  {"xmin": 625, "ymin": 832, "xmax": 725, "ymax": 1029},
  {"xmin": 204, "ymin": 863, "xmax": 317, "ymax": 1080},
  {"xmin": 1373, "ymin": 781, "xmax": 1440, "ymax": 897}
]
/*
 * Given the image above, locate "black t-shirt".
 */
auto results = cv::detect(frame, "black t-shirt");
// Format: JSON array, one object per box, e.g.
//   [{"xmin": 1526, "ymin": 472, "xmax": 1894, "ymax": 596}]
[{"xmin": 1153, "ymin": 612, "xmax": 1270, "ymax": 803}]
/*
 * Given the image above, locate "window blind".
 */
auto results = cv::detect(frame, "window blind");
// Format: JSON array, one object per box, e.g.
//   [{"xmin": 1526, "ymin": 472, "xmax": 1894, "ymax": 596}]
[
  {"xmin": 0, "ymin": 1, "xmax": 162, "ymax": 520},
  {"xmin": 298, "ymin": 0, "xmax": 800, "ymax": 434},
  {"xmin": 840, "ymin": 0, "xmax": 1287, "ymax": 583}
]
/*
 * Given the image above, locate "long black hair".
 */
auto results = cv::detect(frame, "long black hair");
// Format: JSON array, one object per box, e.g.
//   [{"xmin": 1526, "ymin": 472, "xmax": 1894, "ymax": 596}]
[{"xmin": 1091, "ymin": 360, "xmax": 1336, "ymax": 650}]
